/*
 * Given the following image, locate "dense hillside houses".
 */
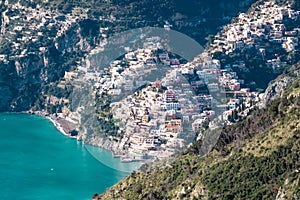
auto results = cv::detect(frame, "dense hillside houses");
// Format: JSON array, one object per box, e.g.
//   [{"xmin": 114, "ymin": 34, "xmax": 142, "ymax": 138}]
[
  {"xmin": 210, "ymin": 1, "xmax": 300, "ymax": 55},
  {"xmin": 0, "ymin": 0, "xmax": 299, "ymax": 163}
]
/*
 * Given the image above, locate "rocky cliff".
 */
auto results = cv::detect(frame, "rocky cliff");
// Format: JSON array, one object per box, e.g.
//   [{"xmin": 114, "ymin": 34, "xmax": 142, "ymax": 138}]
[
  {"xmin": 0, "ymin": 3, "xmax": 99, "ymax": 111},
  {"xmin": 260, "ymin": 62, "xmax": 300, "ymax": 107}
]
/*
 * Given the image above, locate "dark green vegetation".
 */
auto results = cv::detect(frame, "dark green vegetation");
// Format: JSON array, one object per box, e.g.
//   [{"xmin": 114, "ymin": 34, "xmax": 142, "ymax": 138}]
[
  {"xmin": 98, "ymin": 70, "xmax": 300, "ymax": 199},
  {"xmin": 95, "ymin": 92, "xmax": 120, "ymax": 138}
]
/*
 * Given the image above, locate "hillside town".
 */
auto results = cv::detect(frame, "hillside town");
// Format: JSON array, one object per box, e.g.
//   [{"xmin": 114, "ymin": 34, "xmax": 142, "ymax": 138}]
[
  {"xmin": 2, "ymin": 0, "xmax": 299, "ymax": 162},
  {"xmin": 63, "ymin": 40, "xmax": 261, "ymax": 161},
  {"xmin": 209, "ymin": 1, "xmax": 300, "ymax": 73},
  {"xmin": 36, "ymin": 0, "xmax": 299, "ymax": 162},
  {"xmin": 0, "ymin": 3, "xmax": 89, "ymax": 66}
]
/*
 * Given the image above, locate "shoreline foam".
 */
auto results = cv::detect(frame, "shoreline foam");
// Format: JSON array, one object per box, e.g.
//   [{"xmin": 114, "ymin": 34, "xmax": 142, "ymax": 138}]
[{"xmin": 27, "ymin": 111, "xmax": 78, "ymax": 139}]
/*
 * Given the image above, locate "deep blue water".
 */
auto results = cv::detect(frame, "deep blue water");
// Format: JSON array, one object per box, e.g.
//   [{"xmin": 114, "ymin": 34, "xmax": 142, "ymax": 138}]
[{"xmin": 0, "ymin": 113, "xmax": 133, "ymax": 200}]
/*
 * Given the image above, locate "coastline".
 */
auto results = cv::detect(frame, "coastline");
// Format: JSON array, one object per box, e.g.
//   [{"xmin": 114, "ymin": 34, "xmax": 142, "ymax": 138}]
[
  {"xmin": 47, "ymin": 116, "xmax": 74, "ymax": 138},
  {"xmin": 26, "ymin": 111, "xmax": 78, "ymax": 139},
  {"xmin": 25, "ymin": 110, "xmax": 149, "ymax": 164}
]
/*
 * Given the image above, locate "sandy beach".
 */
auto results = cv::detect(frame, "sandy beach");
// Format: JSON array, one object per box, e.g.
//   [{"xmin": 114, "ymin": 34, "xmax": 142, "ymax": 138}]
[{"xmin": 28, "ymin": 111, "xmax": 78, "ymax": 139}]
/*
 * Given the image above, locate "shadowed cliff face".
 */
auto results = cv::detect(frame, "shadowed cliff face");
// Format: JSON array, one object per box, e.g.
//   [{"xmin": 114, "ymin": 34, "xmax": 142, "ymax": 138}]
[{"xmin": 0, "ymin": 15, "xmax": 99, "ymax": 111}]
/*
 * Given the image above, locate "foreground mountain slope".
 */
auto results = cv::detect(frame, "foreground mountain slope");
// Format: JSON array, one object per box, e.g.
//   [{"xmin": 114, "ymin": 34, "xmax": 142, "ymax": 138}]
[{"xmin": 97, "ymin": 68, "xmax": 300, "ymax": 199}]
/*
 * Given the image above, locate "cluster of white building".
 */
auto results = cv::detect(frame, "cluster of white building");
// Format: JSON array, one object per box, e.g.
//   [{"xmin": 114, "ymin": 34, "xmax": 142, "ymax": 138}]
[
  {"xmin": 82, "ymin": 45, "xmax": 222, "ymax": 160},
  {"xmin": 0, "ymin": 3, "xmax": 88, "ymax": 64},
  {"xmin": 209, "ymin": 1, "xmax": 299, "ymax": 71}
]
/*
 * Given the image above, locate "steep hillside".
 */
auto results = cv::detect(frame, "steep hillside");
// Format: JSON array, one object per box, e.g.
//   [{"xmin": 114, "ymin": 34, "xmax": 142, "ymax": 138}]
[
  {"xmin": 8, "ymin": 0, "xmax": 256, "ymax": 45},
  {"xmin": 97, "ymin": 72, "xmax": 300, "ymax": 199},
  {"xmin": 0, "ymin": 0, "xmax": 256, "ymax": 112},
  {"xmin": 0, "ymin": 0, "xmax": 298, "ymax": 114},
  {"xmin": 260, "ymin": 61, "xmax": 300, "ymax": 107},
  {"xmin": 208, "ymin": 0, "xmax": 300, "ymax": 90}
]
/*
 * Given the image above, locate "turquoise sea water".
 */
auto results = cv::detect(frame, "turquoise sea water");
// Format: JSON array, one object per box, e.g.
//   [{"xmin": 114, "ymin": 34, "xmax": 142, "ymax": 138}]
[{"xmin": 0, "ymin": 113, "xmax": 131, "ymax": 200}]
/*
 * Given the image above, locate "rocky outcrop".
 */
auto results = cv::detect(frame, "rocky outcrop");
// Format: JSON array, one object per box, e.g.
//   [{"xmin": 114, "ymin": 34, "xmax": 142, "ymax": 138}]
[
  {"xmin": 0, "ymin": 8, "xmax": 9, "ymax": 35},
  {"xmin": 55, "ymin": 23, "xmax": 94, "ymax": 54},
  {"xmin": 85, "ymin": 134, "xmax": 126, "ymax": 156},
  {"xmin": 259, "ymin": 64, "xmax": 300, "ymax": 108},
  {"xmin": 259, "ymin": 76, "xmax": 294, "ymax": 108},
  {"xmin": 0, "ymin": 6, "xmax": 99, "ymax": 112}
]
